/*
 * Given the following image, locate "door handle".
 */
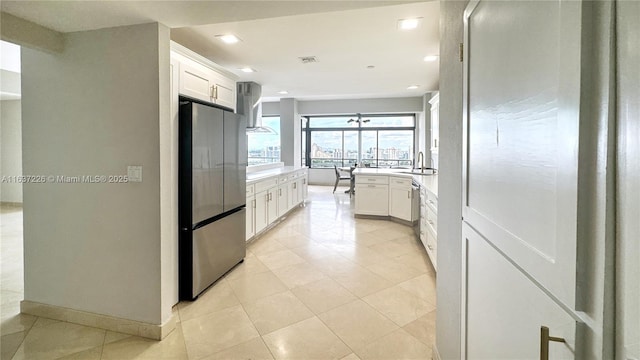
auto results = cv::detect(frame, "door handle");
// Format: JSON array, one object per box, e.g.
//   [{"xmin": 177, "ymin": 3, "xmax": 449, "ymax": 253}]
[{"xmin": 540, "ymin": 326, "xmax": 566, "ymax": 360}]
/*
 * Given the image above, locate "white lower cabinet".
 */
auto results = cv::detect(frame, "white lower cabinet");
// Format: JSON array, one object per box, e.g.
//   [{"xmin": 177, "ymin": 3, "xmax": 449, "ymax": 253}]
[
  {"xmin": 246, "ymin": 185, "xmax": 256, "ymax": 241},
  {"xmin": 266, "ymin": 187, "xmax": 278, "ymax": 224},
  {"xmin": 389, "ymin": 177, "xmax": 413, "ymax": 221},
  {"xmin": 354, "ymin": 172, "xmax": 438, "ymax": 272},
  {"xmin": 254, "ymin": 190, "xmax": 269, "ymax": 234},
  {"xmin": 278, "ymin": 182, "xmax": 289, "ymax": 217},
  {"xmin": 246, "ymin": 169, "xmax": 308, "ymax": 241},
  {"xmin": 289, "ymin": 180, "xmax": 299, "ymax": 211},
  {"xmin": 354, "ymin": 175, "xmax": 389, "ymax": 216},
  {"xmin": 302, "ymin": 175, "xmax": 308, "ymax": 200},
  {"xmin": 422, "ymin": 187, "xmax": 438, "ymax": 271}
]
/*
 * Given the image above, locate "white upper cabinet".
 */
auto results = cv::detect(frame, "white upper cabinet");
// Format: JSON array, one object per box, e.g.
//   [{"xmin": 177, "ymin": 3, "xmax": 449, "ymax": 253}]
[
  {"xmin": 178, "ymin": 60, "xmax": 215, "ymax": 103},
  {"xmin": 171, "ymin": 42, "xmax": 237, "ymax": 112},
  {"xmin": 210, "ymin": 72, "xmax": 236, "ymax": 110},
  {"xmin": 429, "ymin": 92, "xmax": 439, "ymax": 155}
]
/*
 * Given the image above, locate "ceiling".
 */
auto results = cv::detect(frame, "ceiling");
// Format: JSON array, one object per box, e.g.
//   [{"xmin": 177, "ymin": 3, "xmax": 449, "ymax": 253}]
[{"xmin": 1, "ymin": 0, "xmax": 440, "ymax": 101}]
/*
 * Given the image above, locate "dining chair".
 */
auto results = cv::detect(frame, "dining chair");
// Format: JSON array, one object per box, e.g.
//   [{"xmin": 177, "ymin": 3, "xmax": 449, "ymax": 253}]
[{"xmin": 333, "ymin": 165, "xmax": 351, "ymax": 193}]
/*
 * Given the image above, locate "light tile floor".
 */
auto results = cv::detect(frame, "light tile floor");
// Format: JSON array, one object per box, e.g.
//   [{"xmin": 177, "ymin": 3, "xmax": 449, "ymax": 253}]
[{"xmin": 1, "ymin": 186, "xmax": 436, "ymax": 359}]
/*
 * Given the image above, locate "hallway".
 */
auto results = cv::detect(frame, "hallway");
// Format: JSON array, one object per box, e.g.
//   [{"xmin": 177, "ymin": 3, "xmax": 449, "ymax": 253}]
[{"xmin": 1, "ymin": 186, "xmax": 436, "ymax": 359}]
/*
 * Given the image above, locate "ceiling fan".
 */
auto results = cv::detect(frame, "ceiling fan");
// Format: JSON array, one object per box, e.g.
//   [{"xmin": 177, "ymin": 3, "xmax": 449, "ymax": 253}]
[{"xmin": 347, "ymin": 113, "xmax": 370, "ymax": 124}]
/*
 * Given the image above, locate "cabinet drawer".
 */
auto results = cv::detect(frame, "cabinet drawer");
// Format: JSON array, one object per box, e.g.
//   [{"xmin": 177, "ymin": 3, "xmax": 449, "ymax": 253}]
[
  {"xmin": 355, "ymin": 176, "xmax": 389, "ymax": 185},
  {"xmin": 246, "ymin": 184, "xmax": 255, "ymax": 196},
  {"xmin": 426, "ymin": 207, "xmax": 438, "ymax": 234},
  {"xmin": 255, "ymin": 177, "xmax": 278, "ymax": 193},
  {"xmin": 426, "ymin": 191, "xmax": 438, "ymax": 212},
  {"xmin": 390, "ymin": 177, "xmax": 412, "ymax": 187},
  {"xmin": 279, "ymin": 175, "xmax": 289, "ymax": 183}
]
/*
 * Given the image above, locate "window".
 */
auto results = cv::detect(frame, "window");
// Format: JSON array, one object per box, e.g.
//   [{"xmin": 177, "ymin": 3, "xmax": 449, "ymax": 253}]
[
  {"xmin": 303, "ymin": 115, "xmax": 415, "ymax": 168},
  {"xmin": 248, "ymin": 116, "xmax": 280, "ymax": 166}
]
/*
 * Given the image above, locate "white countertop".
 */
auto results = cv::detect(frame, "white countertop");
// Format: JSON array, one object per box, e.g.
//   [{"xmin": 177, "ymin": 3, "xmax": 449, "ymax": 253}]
[
  {"xmin": 353, "ymin": 168, "xmax": 438, "ymax": 197},
  {"xmin": 246, "ymin": 166, "xmax": 307, "ymax": 184}
]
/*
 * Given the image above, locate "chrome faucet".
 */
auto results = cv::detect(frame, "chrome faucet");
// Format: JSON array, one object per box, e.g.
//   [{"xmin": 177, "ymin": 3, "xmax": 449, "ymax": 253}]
[{"xmin": 416, "ymin": 151, "xmax": 425, "ymax": 173}]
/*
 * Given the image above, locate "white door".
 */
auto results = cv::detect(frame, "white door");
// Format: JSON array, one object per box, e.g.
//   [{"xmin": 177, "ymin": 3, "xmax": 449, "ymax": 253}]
[{"xmin": 463, "ymin": 1, "xmax": 584, "ymax": 358}]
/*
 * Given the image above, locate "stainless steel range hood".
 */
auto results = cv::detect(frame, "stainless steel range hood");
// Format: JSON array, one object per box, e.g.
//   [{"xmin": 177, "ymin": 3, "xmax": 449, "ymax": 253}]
[{"xmin": 237, "ymin": 82, "xmax": 273, "ymax": 133}]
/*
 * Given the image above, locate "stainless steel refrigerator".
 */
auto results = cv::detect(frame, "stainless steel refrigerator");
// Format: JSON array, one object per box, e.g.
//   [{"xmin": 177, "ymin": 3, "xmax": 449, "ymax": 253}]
[{"xmin": 178, "ymin": 97, "xmax": 247, "ymax": 301}]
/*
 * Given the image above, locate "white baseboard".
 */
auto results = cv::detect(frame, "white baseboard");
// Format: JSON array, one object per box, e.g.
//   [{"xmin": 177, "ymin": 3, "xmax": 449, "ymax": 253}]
[{"xmin": 21, "ymin": 300, "xmax": 176, "ymax": 340}]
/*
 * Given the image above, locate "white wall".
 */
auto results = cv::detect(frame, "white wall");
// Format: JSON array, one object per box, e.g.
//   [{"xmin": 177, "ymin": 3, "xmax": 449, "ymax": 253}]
[
  {"xmin": 280, "ymin": 98, "xmax": 301, "ymax": 167},
  {"xmin": 617, "ymin": 1, "xmax": 640, "ymax": 358},
  {"xmin": 435, "ymin": 1, "xmax": 468, "ymax": 359},
  {"xmin": 21, "ymin": 22, "xmax": 170, "ymax": 325},
  {"xmin": 1, "ymin": 100, "xmax": 22, "ymax": 203},
  {"xmin": 263, "ymin": 96, "xmax": 424, "ymax": 116}
]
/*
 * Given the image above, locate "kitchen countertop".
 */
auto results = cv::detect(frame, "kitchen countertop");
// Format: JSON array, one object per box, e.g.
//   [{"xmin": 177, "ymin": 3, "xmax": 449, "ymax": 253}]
[
  {"xmin": 353, "ymin": 168, "xmax": 438, "ymax": 197},
  {"xmin": 246, "ymin": 166, "xmax": 307, "ymax": 184}
]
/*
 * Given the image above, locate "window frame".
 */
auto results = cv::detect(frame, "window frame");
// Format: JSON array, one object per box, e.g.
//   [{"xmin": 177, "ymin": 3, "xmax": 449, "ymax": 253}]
[{"xmin": 302, "ymin": 114, "xmax": 416, "ymax": 169}]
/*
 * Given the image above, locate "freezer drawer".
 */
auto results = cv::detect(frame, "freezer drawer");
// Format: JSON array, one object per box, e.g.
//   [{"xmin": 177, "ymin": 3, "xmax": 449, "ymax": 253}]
[{"xmin": 190, "ymin": 208, "xmax": 246, "ymax": 299}]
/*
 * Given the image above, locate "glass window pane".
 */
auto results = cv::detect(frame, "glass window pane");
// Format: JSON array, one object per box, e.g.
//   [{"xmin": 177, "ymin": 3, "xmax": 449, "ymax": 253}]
[
  {"xmin": 361, "ymin": 115, "xmax": 415, "ymax": 128},
  {"xmin": 309, "ymin": 116, "xmax": 352, "ymax": 129},
  {"xmin": 310, "ymin": 131, "xmax": 343, "ymax": 168},
  {"xmin": 361, "ymin": 131, "xmax": 378, "ymax": 168},
  {"xmin": 248, "ymin": 116, "xmax": 280, "ymax": 166},
  {"xmin": 377, "ymin": 130, "xmax": 414, "ymax": 168},
  {"xmin": 344, "ymin": 131, "xmax": 358, "ymax": 167},
  {"xmin": 301, "ymin": 129, "xmax": 306, "ymax": 166}
]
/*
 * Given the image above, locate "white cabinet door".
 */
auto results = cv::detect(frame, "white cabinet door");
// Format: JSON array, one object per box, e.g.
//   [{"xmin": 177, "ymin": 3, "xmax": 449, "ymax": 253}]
[
  {"xmin": 289, "ymin": 180, "xmax": 300, "ymax": 210},
  {"xmin": 254, "ymin": 191, "xmax": 268, "ymax": 234},
  {"xmin": 302, "ymin": 175, "xmax": 308, "ymax": 201},
  {"xmin": 429, "ymin": 93, "xmax": 439, "ymax": 154},
  {"xmin": 178, "ymin": 60, "xmax": 213, "ymax": 103},
  {"xmin": 355, "ymin": 184, "xmax": 389, "ymax": 216},
  {"xmin": 278, "ymin": 184, "xmax": 288, "ymax": 217},
  {"xmin": 266, "ymin": 188, "xmax": 278, "ymax": 224},
  {"xmin": 463, "ymin": 0, "xmax": 584, "ymax": 357},
  {"xmin": 296, "ymin": 178, "xmax": 304, "ymax": 205},
  {"xmin": 389, "ymin": 186, "xmax": 412, "ymax": 221},
  {"xmin": 246, "ymin": 196, "xmax": 255, "ymax": 240},
  {"xmin": 389, "ymin": 187, "xmax": 410, "ymax": 220},
  {"xmin": 211, "ymin": 73, "xmax": 236, "ymax": 111}
]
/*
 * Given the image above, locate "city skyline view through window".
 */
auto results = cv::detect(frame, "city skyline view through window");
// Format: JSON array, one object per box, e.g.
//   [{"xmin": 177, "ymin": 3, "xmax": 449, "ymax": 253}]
[
  {"xmin": 304, "ymin": 115, "xmax": 415, "ymax": 168},
  {"xmin": 248, "ymin": 115, "xmax": 416, "ymax": 168},
  {"xmin": 248, "ymin": 116, "xmax": 281, "ymax": 165}
]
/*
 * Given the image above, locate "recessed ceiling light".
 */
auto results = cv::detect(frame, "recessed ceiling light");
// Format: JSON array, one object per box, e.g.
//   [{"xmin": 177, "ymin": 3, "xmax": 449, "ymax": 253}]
[
  {"xmin": 278, "ymin": 90, "xmax": 289, "ymax": 95},
  {"xmin": 240, "ymin": 67, "xmax": 256, "ymax": 73},
  {"xmin": 217, "ymin": 34, "xmax": 241, "ymax": 44},
  {"xmin": 424, "ymin": 55, "xmax": 439, "ymax": 62},
  {"xmin": 367, "ymin": 65, "xmax": 376, "ymax": 69},
  {"xmin": 407, "ymin": 85, "xmax": 420, "ymax": 90},
  {"xmin": 398, "ymin": 18, "xmax": 422, "ymax": 30}
]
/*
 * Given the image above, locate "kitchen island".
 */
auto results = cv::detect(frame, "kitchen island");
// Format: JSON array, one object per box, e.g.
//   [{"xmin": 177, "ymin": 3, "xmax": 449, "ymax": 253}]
[{"xmin": 353, "ymin": 168, "xmax": 439, "ymax": 270}]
